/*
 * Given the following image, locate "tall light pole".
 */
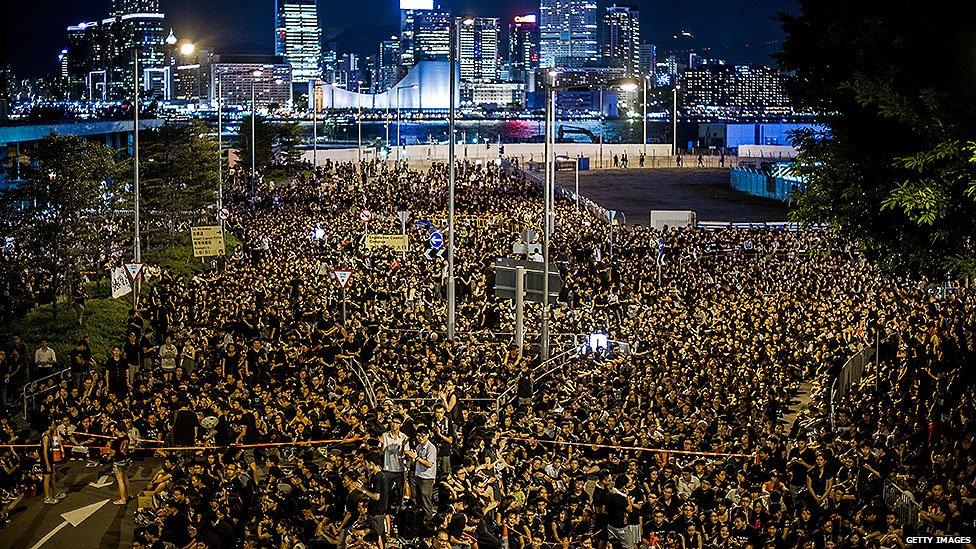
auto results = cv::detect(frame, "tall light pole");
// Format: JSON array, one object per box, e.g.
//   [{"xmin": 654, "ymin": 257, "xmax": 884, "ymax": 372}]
[
  {"xmin": 312, "ymin": 80, "xmax": 319, "ymax": 168},
  {"xmin": 250, "ymin": 69, "xmax": 262, "ymax": 194},
  {"xmin": 396, "ymin": 84, "xmax": 418, "ymax": 161},
  {"xmin": 447, "ymin": 15, "xmax": 475, "ymax": 340},
  {"xmin": 541, "ymin": 70, "xmax": 556, "ymax": 360},
  {"xmin": 540, "ymin": 77, "xmax": 636, "ymax": 359},
  {"xmin": 132, "ymin": 48, "xmax": 141, "ymax": 309},
  {"xmin": 217, "ymin": 75, "xmax": 223, "ymax": 212},
  {"xmin": 672, "ymin": 84, "xmax": 680, "ymax": 157},
  {"xmin": 642, "ymin": 74, "xmax": 649, "ymax": 157},
  {"xmin": 598, "ymin": 87, "xmax": 604, "ymax": 168}
]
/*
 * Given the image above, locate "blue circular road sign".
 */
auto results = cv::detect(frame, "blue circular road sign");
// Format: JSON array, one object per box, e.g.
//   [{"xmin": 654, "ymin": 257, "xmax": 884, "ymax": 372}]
[{"xmin": 429, "ymin": 232, "xmax": 444, "ymax": 249}]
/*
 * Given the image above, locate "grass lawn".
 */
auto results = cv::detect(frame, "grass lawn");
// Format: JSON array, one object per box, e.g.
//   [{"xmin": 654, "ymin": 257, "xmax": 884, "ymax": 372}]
[{"xmin": 10, "ymin": 229, "xmax": 241, "ymax": 364}]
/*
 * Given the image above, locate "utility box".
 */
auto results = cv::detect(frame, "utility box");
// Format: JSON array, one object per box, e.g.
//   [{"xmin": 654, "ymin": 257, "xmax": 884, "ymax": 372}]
[{"xmin": 649, "ymin": 210, "xmax": 696, "ymax": 230}]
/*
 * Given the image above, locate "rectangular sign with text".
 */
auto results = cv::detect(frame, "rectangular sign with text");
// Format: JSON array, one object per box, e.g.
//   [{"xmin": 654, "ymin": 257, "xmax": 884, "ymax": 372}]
[
  {"xmin": 191, "ymin": 225, "xmax": 226, "ymax": 257},
  {"xmin": 366, "ymin": 234, "xmax": 408, "ymax": 251}
]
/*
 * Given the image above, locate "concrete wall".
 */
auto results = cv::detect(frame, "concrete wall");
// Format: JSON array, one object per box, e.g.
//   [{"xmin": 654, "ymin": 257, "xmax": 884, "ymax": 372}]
[{"xmin": 303, "ymin": 142, "xmax": 678, "ymax": 168}]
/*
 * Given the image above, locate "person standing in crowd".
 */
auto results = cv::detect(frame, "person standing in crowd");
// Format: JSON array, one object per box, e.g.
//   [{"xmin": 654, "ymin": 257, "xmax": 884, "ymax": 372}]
[
  {"xmin": 68, "ymin": 339, "xmax": 92, "ymax": 387},
  {"xmin": 109, "ymin": 422, "xmax": 132, "ymax": 506},
  {"xmin": 71, "ymin": 281, "xmax": 87, "ymax": 326},
  {"xmin": 158, "ymin": 336, "xmax": 178, "ymax": 383},
  {"xmin": 34, "ymin": 340, "xmax": 56, "ymax": 377},
  {"xmin": 429, "ymin": 403, "xmax": 455, "ymax": 479},
  {"xmin": 123, "ymin": 332, "xmax": 142, "ymax": 389},
  {"xmin": 171, "ymin": 400, "xmax": 199, "ymax": 449},
  {"xmin": 104, "ymin": 346, "xmax": 128, "ymax": 398},
  {"xmin": 406, "ymin": 425, "xmax": 436, "ymax": 515},
  {"xmin": 605, "ymin": 474, "xmax": 633, "ymax": 548},
  {"xmin": 40, "ymin": 423, "xmax": 64, "ymax": 504},
  {"xmin": 381, "ymin": 414, "xmax": 409, "ymax": 513}
]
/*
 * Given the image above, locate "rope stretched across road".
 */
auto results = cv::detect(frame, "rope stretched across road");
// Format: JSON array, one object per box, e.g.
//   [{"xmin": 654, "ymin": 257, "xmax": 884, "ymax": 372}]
[{"xmin": 499, "ymin": 435, "xmax": 760, "ymax": 461}]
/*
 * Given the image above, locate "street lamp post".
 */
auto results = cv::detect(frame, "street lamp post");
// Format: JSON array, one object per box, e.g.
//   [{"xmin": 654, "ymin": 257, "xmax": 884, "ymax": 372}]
[
  {"xmin": 540, "ymin": 76, "xmax": 637, "ymax": 359},
  {"xmin": 541, "ymin": 71, "xmax": 556, "ymax": 360},
  {"xmin": 642, "ymin": 74, "xmax": 649, "ymax": 157},
  {"xmin": 132, "ymin": 48, "xmax": 141, "ymax": 309},
  {"xmin": 672, "ymin": 85, "xmax": 680, "ymax": 157},
  {"xmin": 217, "ymin": 76, "xmax": 223, "ymax": 212},
  {"xmin": 250, "ymin": 69, "xmax": 262, "ymax": 195},
  {"xmin": 599, "ymin": 87, "xmax": 604, "ymax": 169},
  {"xmin": 447, "ymin": 16, "xmax": 475, "ymax": 341},
  {"xmin": 312, "ymin": 81, "xmax": 318, "ymax": 168}
]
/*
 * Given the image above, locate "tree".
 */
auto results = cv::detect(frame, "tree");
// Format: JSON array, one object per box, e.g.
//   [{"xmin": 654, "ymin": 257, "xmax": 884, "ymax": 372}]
[
  {"xmin": 274, "ymin": 121, "xmax": 305, "ymax": 168},
  {"xmin": 1, "ymin": 135, "xmax": 117, "ymax": 318},
  {"xmin": 236, "ymin": 115, "xmax": 276, "ymax": 173},
  {"xmin": 779, "ymin": 0, "xmax": 976, "ymax": 276},
  {"xmin": 137, "ymin": 122, "xmax": 219, "ymax": 244}
]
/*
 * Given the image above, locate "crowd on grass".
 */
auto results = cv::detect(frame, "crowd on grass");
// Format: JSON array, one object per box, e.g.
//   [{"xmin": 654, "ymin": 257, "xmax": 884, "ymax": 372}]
[{"xmin": 0, "ymin": 159, "xmax": 974, "ymax": 548}]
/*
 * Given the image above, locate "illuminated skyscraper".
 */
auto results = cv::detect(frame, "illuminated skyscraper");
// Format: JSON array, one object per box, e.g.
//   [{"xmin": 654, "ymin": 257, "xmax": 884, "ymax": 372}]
[
  {"xmin": 509, "ymin": 15, "xmax": 540, "ymax": 87},
  {"xmin": 603, "ymin": 4, "xmax": 640, "ymax": 77},
  {"xmin": 63, "ymin": 0, "xmax": 166, "ymax": 100},
  {"xmin": 275, "ymin": 0, "xmax": 322, "ymax": 80},
  {"xmin": 399, "ymin": 1, "xmax": 450, "ymax": 69},
  {"xmin": 540, "ymin": 0, "xmax": 598, "ymax": 68},
  {"xmin": 457, "ymin": 17, "xmax": 499, "ymax": 83}
]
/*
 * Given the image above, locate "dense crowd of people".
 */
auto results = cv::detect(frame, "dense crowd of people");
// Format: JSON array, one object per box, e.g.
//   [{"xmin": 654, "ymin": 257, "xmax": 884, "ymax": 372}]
[{"xmin": 0, "ymin": 158, "xmax": 973, "ymax": 548}]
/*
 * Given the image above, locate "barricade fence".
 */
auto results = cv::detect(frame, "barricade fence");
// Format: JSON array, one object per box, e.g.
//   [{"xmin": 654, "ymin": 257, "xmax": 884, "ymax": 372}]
[{"xmin": 884, "ymin": 480, "xmax": 921, "ymax": 529}]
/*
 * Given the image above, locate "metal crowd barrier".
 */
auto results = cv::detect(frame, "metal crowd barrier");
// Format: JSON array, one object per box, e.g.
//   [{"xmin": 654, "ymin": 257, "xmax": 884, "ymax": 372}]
[
  {"xmin": 883, "ymin": 480, "xmax": 921, "ymax": 529},
  {"xmin": 22, "ymin": 367, "xmax": 72, "ymax": 418}
]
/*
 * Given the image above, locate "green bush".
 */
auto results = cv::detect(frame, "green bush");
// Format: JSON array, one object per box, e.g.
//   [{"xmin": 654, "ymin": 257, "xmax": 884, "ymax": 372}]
[{"xmin": 12, "ymin": 295, "xmax": 130, "ymax": 365}]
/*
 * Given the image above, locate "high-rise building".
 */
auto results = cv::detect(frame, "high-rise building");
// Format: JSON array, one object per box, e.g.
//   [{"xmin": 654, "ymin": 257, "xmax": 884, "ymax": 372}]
[
  {"xmin": 63, "ymin": 0, "xmax": 167, "ymax": 101},
  {"xmin": 681, "ymin": 65, "xmax": 791, "ymax": 120},
  {"xmin": 110, "ymin": 0, "xmax": 166, "ymax": 98},
  {"xmin": 399, "ymin": 1, "xmax": 450, "ymax": 69},
  {"xmin": 509, "ymin": 15, "xmax": 540, "ymax": 88},
  {"xmin": 639, "ymin": 43, "xmax": 656, "ymax": 78},
  {"xmin": 378, "ymin": 37, "xmax": 400, "ymax": 92},
  {"xmin": 603, "ymin": 4, "xmax": 640, "ymax": 77},
  {"xmin": 540, "ymin": 0, "xmax": 598, "ymax": 68},
  {"xmin": 210, "ymin": 55, "xmax": 292, "ymax": 108},
  {"xmin": 275, "ymin": 0, "xmax": 322, "ymax": 81},
  {"xmin": 457, "ymin": 18, "xmax": 499, "ymax": 83},
  {"xmin": 413, "ymin": 10, "xmax": 451, "ymax": 63}
]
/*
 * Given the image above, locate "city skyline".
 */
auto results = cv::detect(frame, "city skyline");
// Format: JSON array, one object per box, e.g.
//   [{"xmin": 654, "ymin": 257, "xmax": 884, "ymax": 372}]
[{"xmin": 3, "ymin": 0, "xmax": 799, "ymax": 78}]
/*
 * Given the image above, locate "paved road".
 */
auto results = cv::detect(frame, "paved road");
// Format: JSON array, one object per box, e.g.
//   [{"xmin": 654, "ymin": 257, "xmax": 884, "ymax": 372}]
[
  {"xmin": 0, "ymin": 460, "xmax": 155, "ymax": 549},
  {"xmin": 555, "ymin": 168, "xmax": 789, "ymax": 223}
]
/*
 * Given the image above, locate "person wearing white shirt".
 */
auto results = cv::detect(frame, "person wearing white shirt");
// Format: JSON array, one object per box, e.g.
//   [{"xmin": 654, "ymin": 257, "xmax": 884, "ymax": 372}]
[
  {"xmin": 381, "ymin": 414, "xmax": 409, "ymax": 512},
  {"xmin": 34, "ymin": 340, "xmax": 57, "ymax": 375}
]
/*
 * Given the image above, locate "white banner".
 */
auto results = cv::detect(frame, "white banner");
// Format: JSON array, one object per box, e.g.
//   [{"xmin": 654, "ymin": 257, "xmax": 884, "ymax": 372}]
[{"xmin": 110, "ymin": 267, "xmax": 132, "ymax": 299}]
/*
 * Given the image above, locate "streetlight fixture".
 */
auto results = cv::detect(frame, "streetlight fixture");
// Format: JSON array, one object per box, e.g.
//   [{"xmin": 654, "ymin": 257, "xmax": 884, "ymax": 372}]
[
  {"xmin": 673, "ymin": 84, "xmax": 680, "ymax": 157},
  {"xmin": 396, "ymin": 83, "xmax": 419, "ymax": 161},
  {"xmin": 447, "ymin": 14, "xmax": 476, "ymax": 341},
  {"xmin": 250, "ymin": 69, "xmax": 262, "ymax": 194},
  {"xmin": 132, "ymin": 47, "xmax": 142, "ymax": 308},
  {"xmin": 642, "ymin": 74, "xmax": 651, "ymax": 157},
  {"xmin": 311, "ymin": 80, "xmax": 319, "ymax": 168},
  {"xmin": 539, "ymin": 75, "xmax": 638, "ymax": 359}
]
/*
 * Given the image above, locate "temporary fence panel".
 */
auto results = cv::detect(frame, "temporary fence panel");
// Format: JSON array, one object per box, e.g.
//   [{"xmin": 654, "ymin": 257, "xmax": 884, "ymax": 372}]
[
  {"xmin": 884, "ymin": 481, "xmax": 921, "ymax": 529},
  {"xmin": 730, "ymin": 167, "xmax": 806, "ymax": 202}
]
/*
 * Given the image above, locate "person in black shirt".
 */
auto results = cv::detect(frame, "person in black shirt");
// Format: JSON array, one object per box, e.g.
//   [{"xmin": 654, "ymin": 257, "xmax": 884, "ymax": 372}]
[
  {"xmin": 221, "ymin": 343, "xmax": 243, "ymax": 379},
  {"xmin": 605, "ymin": 474, "xmax": 634, "ymax": 548},
  {"xmin": 108, "ymin": 423, "xmax": 131, "ymax": 506},
  {"xmin": 104, "ymin": 346, "xmax": 128, "ymax": 397},
  {"xmin": 123, "ymin": 332, "xmax": 142, "ymax": 389},
  {"xmin": 172, "ymin": 401, "xmax": 199, "ymax": 448}
]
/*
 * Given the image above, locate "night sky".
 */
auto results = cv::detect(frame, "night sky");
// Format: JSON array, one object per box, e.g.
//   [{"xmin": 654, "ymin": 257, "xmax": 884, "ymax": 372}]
[{"xmin": 2, "ymin": 0, "xmax": 798, "ymax": 78}]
